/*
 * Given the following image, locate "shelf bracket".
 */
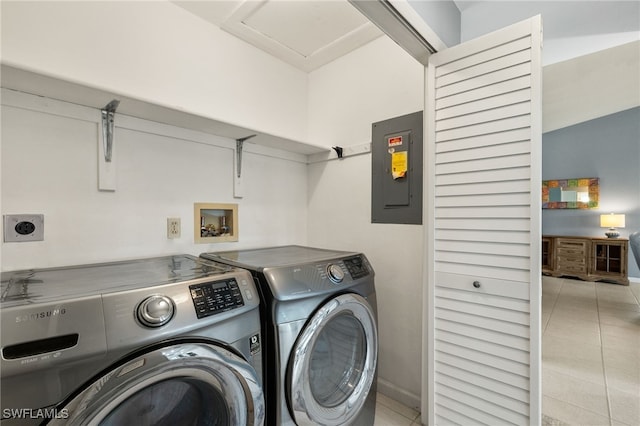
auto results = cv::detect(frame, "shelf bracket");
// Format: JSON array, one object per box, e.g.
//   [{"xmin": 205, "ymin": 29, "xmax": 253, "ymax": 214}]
[
  {"xmin": 234, "ymin": 134, "xmax": 256, "ymax": 198},
  {"xmin": 98, "ymin": 99, "xmax": 119, "ymax": 191},
  {"xmin": 332, "ymin": 146, "xmax": 344, "ymax": 159},
  {"xmin": 101, "ymin": 100, "xmax": 119, "ymax": 162}
]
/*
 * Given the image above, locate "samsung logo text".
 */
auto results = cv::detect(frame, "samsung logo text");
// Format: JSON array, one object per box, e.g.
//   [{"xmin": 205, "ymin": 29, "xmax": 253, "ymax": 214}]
[{"xmin": 15, "ymin": 308, "xmax": 66, "ymax": 323}]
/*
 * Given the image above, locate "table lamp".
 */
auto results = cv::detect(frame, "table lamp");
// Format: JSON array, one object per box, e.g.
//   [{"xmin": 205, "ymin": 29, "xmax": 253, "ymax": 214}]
[{"xmin": 600, "ymin": 213, "xmax": 625, "ymax": 238}]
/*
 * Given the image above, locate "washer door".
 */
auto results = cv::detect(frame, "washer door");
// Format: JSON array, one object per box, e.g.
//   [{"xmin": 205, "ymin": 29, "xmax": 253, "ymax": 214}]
[
  {"xmin": 51, "ymin": 342, "xmax": 264, "ymax": 426},
  {"xmin": 289, "ymin": 293, "xmax": 378, "ymax": 426}
]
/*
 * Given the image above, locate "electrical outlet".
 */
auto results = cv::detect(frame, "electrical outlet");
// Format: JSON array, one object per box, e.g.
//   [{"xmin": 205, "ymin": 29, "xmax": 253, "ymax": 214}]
[
  {"xmin": 167, "ymin": 218, "xmax": 181, "ymax": 239},
  {"xmin": 4, "ymin": 214, "xmax": 44, "ymax": 242}
]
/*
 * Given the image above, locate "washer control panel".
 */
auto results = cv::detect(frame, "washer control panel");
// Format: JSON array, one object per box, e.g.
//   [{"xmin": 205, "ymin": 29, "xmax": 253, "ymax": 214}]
[
  {"xmin": 343, "ymin": 256, "xmax": 370, "ymax": 279},
  {"xmin": 313, "ymin": 255, "xmax": 370, "ymax": 286},
  {"xmin": 189, "ymin": 278, "xmax": 244, "ymax": 319},
  {"xmin": 137, "ymin": 295, "xmax": 175, "ymax": 327},
  {"xmin": 326, "ymin": 264, "xmax": 345, "ymax": 283}
]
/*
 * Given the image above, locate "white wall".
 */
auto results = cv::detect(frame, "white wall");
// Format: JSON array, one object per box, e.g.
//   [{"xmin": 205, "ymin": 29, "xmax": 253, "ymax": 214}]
[
  {"xmin": 1, "ymin": 2, "xmax": 427, "ymax": 408},
  {"xmin": 457, "ymin": 3, "xmax": 640, "ymax": 133},
  {"xmin": 408, "ymin": 0, "xmax": 461, "ymax": 47},
  {"xmin": 543, "ymin": 41, "xmax": 640, "ymax": 133},
  {"xmin": 0, "ymin": 1, "xmax": 309, "ymax": 144},
  {"xmin": 459, "ymin": 1, "xmax": 640, "ymax": 66},
  {"xmin": 307, "ymin": 35, "xmax": 425, "ymax": 409},
  {"xmin": 1, "ymin": 93, "xmax": 308, "ymax": 270}
]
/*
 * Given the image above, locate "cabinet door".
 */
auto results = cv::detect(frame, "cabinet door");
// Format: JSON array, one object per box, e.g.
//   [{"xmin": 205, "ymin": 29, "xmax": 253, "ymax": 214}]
[
  {"xmin": 592, "ymin": 241, "xmax": 627, "ymax": 276},
  {"xmin": 425, "ymin": 16, "xmax": 542, "ymax": 425},
  {"xmin": 541, "ymin": 237, "xmax": 554, "ymax": 273}
]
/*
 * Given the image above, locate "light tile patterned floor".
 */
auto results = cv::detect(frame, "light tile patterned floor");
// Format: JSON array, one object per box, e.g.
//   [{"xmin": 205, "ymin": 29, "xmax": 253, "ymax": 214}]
[
  {"xmin": 542, "ymin": 276, "xmax": 640, "ymax": 426},
  {"xmin": 374, "ymin": 276, "xmax": 639, "ymax": 426},
  {"xmin": 374, "ymin": 393, "xmax": 421, "ymax": 426}
]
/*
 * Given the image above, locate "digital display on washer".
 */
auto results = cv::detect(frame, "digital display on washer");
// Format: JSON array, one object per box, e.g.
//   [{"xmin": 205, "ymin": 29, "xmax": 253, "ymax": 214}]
[
  {"xmin": 189, "ymin": 278, "xmax": 244, "ymax": 319},
  {"xmin": 343, "ymin": 256, "xmax": 369, "ymax": 279}
]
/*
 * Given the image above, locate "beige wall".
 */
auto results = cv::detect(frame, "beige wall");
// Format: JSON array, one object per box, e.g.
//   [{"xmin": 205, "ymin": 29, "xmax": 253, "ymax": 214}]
[
  {"xmin": 307, "ymin": 35, "xmax": 425, "ymax": 409},
  {"xmin": 543, "ymin": 41, "xmax": 640, "ymax": 133},
  {"xmin": 1, "ymin": 1, "xmax": 309, "ymax": 143},
  {"xmin": 1, "ymin": 96, "xmax": 308, "ymax": 270}
]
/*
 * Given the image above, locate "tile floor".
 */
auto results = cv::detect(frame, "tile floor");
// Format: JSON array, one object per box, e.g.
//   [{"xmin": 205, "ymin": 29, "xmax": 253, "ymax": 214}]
[
  {"xmin": 373, "ymin": 276, "xmax": 640, "ymax": 426},
  {"xmin": 374, "ymin": 393, "xmax": 422, "ymax": 425},
  {"xmin": 542, "ymin": 276, "xmax": 640, "ymax": 426}
]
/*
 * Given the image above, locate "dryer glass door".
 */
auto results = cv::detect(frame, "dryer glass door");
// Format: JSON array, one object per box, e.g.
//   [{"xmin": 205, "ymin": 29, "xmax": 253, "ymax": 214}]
[
  {"xmin": 289, "ymin": 293, "xmax": 378, "ymax": 426},
  {"xmin": 51, "ymin": 342, "xmax": 264, "ymax": 426}
]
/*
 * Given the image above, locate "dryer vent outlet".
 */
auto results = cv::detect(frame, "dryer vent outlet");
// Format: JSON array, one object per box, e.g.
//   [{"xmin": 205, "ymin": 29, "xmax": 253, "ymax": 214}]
[{"xmin": 3, "ymin": 214, "xmax": 44, "ymax": 242}]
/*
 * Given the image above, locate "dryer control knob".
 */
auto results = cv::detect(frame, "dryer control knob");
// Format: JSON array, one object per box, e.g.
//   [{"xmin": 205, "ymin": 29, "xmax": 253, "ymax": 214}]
[
  {"xmin": 327, "ymin": 264, "xmax": 345, "ymax": 284},
  {"xmin": 137, "ymin": 295, "xmax": 175, "ymax": 327}
]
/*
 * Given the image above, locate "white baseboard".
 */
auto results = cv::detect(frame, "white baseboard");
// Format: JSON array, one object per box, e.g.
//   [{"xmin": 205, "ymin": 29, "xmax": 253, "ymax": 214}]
[
  {"xmin": 629, "ymin": 276, "xmax": 640, "ymax": 283},
  {"xmin": 377, "ymin": 377, "xmax": 421, "ymax": 413}
]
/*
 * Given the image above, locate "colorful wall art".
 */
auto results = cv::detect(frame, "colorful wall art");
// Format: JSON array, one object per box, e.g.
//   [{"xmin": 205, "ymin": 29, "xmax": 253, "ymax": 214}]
[{"xmin": 542, "ymin": 178, "xmax": 599, "ymax": 209}]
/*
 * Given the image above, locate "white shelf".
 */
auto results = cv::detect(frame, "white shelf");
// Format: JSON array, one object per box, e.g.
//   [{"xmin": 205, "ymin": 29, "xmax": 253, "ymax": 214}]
[{"xmin": 1, "ymin": 65, "xmax": 330, "ymax": 156}]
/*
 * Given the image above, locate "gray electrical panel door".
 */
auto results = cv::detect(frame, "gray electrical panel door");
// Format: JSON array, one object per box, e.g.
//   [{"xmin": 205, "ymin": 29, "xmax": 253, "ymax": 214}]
[{"xmin": 371, "ymin": 111, "xmax": 423, "ymax": 224}]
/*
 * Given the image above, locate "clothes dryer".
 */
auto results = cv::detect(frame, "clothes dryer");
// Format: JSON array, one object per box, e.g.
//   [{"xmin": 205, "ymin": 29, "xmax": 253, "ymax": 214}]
[
  {"xmin": 0, "ymin": 255, "xmax": 264, "ymax": 425},
  {"xmin": 201, "ymin": 245, "xmax": 378, "ymax": 426}
]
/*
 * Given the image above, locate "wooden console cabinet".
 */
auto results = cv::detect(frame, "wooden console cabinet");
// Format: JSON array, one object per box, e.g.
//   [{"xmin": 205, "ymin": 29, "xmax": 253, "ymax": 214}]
[{"xmin": 542, "ymin": 235, "xmax": 629, "ymax": 285}]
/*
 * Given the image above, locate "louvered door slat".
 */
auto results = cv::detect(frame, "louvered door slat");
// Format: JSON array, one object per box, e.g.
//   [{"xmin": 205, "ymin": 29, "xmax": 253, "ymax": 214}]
[
  {"xmin": 437, "ymin": 157, "xmax": 531, "ymax": 176},
  {"xmin": 436, "ymin": 205, "xmax": 531, "ymax": 219},
  {"xmin": 437, "ymin": 363, "xmax": 530, "ymax": 404},
  {"xmin": 436, "ymin": 167, "xmax": 531, "ymax": 186},
  {"xmin": 437, "ymin": 75, "xmax": 532, "ymax": 110},
  {"xmin": 436, "ymin": 329, "xmax": 530, "ymax": 362},
  {"xmin": 437, "ymin": 384, "xmax": 528, "ymax": 425},
  {"xmin": 436, "ymin": 128, "xmax": 531, "ymax": 153},
  {"xmin": 426, "ymin": 16, "xmax": 542, "ymax": 425},
  {"xmin": 435, "ymin": 36, "xmax": 533, "ymax": 78},
  {"xmin": 436, "ymin": 180, "xmax": 531, "ymax": 197},
  {"xmin": 437, "ymin": 373, "xmax": 530, "ymax": 416},
  {"xmin": 436, "ymin": 140, "xmax": 531, "ymax": 164},
  {"xmin": 436, "ymin": 102, "xmax": 531, "ymax": 131},
  {"xmin": 436, "ymin": 115, "xmax": 531, "ymax": 142},
  {"xmin": 435, "ymin": 287, "xmax": 531, "ymax": 313},
  {"xmin": 436, "ymin": 250, "xmax": 529, "ymax": 270},
  {"xmin": 436, "ymin": 62, "xmax": 532, "ymax": 99},
  {"xmin": 436, "ymin": 193, "xmax": 531, "ymax": 208},
  {"xmin": 436, "ymin": 351, "xmax": 530, "ymax": 390},
  {"xmin": 436, "ymin": 297, "xmax": 530, "ymax": 325},
  {"xmin": 436, "ymin": 89, "xmax": 532, "ymax": 121}
]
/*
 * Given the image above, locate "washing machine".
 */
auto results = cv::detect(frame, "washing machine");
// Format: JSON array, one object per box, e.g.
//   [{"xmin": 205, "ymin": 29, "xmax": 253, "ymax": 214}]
[
  {"xmin": 0, "ymin": 255, "xmax": 264, "ymax": 425},
  {"xmin": 200, "ymin": 245, "xmax": 378, "ymax": 426}
]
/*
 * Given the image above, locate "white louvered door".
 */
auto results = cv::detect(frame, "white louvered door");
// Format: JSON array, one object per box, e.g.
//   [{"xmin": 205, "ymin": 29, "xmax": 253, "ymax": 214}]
[{"xmin": 425, "ymin": 16, "xmax": 542, "ymax": 425}]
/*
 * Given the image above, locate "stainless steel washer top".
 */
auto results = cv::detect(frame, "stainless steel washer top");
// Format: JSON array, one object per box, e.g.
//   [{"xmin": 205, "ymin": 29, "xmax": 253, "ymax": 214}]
[
  {"xmin": 1, "ymin": 255, "xmax": 264, "ymax": 426},
  {"xmin": 201, "ymin": 245, "xmax": 373, "ymax": 302},
  {"xmin": 1, "ymin": 254, "xmax": 231, "ymax": 307},
  {"xmin": 207, "ymin": 245, "xmax": 357, "ymax": 269},
  {"xmin": 201, "ymin": 245, "xmax": 377, "ymax": 426}
]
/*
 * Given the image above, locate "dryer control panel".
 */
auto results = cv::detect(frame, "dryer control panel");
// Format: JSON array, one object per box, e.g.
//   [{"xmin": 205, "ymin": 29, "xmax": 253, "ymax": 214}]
[
  {"xmin": 343, "ymin": 256, "xmax": 370, "ymax": 279},
  {"xmin": 190, "ymin": 278, "xmax": 244, "ymax": 319}
]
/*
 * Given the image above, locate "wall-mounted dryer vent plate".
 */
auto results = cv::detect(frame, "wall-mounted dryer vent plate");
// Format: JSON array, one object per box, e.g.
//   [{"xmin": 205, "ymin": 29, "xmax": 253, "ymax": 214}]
[{"xmin": 3, "ymin": 214, "xmax": 44, "ymax": 242}]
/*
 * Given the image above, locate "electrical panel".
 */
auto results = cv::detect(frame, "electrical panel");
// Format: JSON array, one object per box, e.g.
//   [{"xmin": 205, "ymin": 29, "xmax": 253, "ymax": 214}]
[{"xmin": 371, "ymin": 111, "xmax": 423, "ymax": 224}]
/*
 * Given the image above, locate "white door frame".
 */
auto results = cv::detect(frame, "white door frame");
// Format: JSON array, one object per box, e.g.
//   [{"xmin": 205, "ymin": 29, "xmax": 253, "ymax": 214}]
[{"xmin": 424, "ymin": 16, "xmax": 542, "ymax": 425}]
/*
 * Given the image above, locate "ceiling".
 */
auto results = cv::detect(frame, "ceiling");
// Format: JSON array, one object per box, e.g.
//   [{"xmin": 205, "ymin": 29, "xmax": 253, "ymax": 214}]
[{"xmin": 172, "ymin": 0, "xmax": 385, "ymax": 72}]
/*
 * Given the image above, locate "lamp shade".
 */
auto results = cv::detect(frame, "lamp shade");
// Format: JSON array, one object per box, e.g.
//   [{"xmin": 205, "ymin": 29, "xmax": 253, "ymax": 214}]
[{"xmin": 600, "ymin": 213, "xmax": 625, "ymax": 228}]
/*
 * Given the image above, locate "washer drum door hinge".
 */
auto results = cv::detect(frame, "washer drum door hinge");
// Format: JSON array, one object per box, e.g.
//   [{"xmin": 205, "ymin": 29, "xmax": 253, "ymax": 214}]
[{"xmin": 101, "ymin": 100, "xmax": 120, "ymax": 162}]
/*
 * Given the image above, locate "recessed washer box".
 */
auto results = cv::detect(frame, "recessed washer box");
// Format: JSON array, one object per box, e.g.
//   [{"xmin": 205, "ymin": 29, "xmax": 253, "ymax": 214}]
[{"xmin": 3, "ymin": 214, "xmax": 44, "ymax": 242}]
